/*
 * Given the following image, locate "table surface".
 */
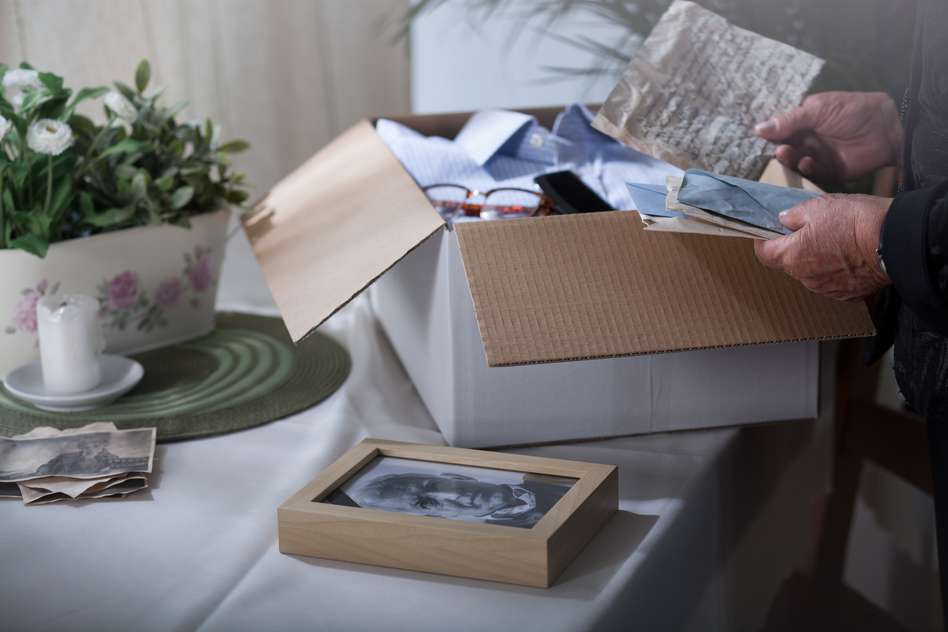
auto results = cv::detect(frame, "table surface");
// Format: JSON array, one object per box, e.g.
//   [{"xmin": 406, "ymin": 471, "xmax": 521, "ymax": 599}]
[{"xmin": 1, "ymin": 298, "xmax": 830, "ymax": 632}]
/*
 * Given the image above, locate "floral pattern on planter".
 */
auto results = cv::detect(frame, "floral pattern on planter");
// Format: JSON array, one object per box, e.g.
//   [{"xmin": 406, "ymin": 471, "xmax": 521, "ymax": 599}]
[
  {"xmin": 184, "ymin": 246, "xmax": 213, "ymax": 307},
  {"xmin": 97, "ymin": 246, "xmax": 216, "ymax": 333},
  {"xmin": 6, "ymin": 246, "xmax": 216, "ymax": 338},
  {"xmin": 5, "ymin": 279, "xmax": 60, "ymax": 335}
]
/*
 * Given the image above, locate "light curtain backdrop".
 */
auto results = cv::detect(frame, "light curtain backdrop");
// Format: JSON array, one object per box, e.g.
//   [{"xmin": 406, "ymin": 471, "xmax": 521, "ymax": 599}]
[{"xmin": 0, "ymin": 0, "xmax": 411, "ymax": 308}]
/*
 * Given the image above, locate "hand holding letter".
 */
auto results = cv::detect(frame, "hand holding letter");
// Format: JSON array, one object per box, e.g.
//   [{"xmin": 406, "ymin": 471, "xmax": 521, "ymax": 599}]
[{"xmin": 754, "ymin": 91, "xmax": 903, "ymax": 183}]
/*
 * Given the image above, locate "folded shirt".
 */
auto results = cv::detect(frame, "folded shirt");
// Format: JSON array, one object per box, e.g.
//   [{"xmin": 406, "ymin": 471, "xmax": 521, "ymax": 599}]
[
  {"xmin": 377, "ymin": 104, "xmax": 682, "ymax": 215},
  {"xmin": 676, "ymin": 169, "xmax": 819, "ymax": 235}
]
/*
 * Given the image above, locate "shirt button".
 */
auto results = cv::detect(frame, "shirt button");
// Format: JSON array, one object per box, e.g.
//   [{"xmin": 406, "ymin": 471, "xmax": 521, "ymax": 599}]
[{"xmin": 529, "ymin": 133, "xmax": 544, "ymax": 148}]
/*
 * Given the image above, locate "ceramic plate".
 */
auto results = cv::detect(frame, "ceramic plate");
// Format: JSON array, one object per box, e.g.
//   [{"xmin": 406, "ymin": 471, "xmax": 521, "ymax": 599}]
[{"xmin": 3, "ymin": 355, "xmax": 144, "ymax": 412}]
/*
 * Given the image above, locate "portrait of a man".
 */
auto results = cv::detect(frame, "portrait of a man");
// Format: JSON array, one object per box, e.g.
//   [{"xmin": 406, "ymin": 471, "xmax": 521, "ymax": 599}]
[{"xmin": 324, "ymin": 457, "xmax": 574, "ymax": 529}]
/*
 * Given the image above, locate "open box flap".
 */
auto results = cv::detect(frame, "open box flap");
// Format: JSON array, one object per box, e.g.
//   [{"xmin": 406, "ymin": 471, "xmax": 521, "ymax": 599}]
[
  {"xmin": 244, "ymin": 120, "xmax": 444, "ymax": 343},
  {"xmin": 455, "ymin": 160, "xmax": 873, "ymax": 367}
]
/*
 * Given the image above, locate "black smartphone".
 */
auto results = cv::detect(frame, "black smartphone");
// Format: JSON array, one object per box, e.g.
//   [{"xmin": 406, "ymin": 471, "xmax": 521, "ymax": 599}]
[{"xmin": 534, "ymin": 170, "xmax": 613, "ymax": 214}]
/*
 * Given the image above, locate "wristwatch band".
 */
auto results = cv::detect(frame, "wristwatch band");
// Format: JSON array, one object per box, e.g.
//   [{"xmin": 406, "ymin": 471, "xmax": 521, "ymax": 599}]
[{"xmin": 877, "ymin": 220, "xmax": 888, "ymax": 278}]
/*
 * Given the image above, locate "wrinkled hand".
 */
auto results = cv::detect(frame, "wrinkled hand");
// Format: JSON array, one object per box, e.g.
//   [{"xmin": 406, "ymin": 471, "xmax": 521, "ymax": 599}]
[
  {"xmin": 754, "ymin": 194, "xmax": 891, "ymax": 301},
  {"xmin": 754, "ymin": 92, "xmax": 902, "ymax": 183}
]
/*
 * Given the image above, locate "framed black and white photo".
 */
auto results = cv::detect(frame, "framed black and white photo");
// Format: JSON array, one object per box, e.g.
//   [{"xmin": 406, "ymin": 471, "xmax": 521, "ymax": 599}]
[
  {"xmin": 324, "ymin": 456, "xmax": 576, "ymax": 529},
  {"xmin": 278, "ymin": 439, "xmax": 617, "ymax": 587}
]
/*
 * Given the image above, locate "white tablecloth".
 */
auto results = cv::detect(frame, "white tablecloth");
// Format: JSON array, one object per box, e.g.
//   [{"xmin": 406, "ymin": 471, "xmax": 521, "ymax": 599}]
[{"xmin": 1, "ymin": 298, "xmax": 832, "ymax": 632}]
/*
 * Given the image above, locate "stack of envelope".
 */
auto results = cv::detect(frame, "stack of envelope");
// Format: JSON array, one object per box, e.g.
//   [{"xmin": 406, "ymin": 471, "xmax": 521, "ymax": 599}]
[{"xmin": 627, "ymin": 169, "xmax": 819, "ymax": 240}]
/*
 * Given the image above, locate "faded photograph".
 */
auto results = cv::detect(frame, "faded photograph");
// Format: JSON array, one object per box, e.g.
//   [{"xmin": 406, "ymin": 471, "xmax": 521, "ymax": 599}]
[
  {"xmin": 323, "ymin": 456, "xmax": 575, "ymax": 529},
  {"xmin": 0, "ymin": 428, "xmax": 155, "ymax": 482}
]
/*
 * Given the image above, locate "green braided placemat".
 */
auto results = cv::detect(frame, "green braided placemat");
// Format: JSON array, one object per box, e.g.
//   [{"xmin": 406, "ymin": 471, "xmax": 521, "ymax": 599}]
[{"xmin": 0, "ymin": 312, "xmax": 350, "ymax": 442}]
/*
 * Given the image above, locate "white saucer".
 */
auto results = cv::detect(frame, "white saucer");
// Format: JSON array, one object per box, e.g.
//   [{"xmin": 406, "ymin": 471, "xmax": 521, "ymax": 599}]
[{"xmin": 3, "ymin": 355, "xmax": 144, "ymax": 412}]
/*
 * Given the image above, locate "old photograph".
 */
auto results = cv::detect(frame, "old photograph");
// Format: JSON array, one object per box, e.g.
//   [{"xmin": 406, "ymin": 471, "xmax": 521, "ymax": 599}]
[
  {"xmin": 0, "ymin": 428, "xmax": 155, "ymax": 482},
  {"xmin": 323, "ymin": 456, "xmax": 576, "ymax": 529}
]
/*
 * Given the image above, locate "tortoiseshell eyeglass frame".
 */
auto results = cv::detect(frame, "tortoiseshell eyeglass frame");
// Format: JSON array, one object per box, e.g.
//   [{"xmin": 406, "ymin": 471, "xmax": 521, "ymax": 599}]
[{"xmin": 422, "ymin": 184, "xmax": 555, "ymax": 220}]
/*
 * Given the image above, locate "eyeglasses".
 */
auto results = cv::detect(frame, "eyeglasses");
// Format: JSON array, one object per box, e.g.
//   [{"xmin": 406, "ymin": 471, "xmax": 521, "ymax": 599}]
[{"xmin": 422, "ymin": 184, "xmax": 555, "ymax": 222}]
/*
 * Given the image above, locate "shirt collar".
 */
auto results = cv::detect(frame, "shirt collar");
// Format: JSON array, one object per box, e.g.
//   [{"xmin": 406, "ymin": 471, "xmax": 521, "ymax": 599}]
[
  {"xmin": 553, "ymin": 103, "xmax": 617, "ymax": 146},
  {"xmin": 455, "ymin": 109, "xmax": 559, "ymax": 166},
  {"xmin": 455, "ymin": 109, "xmax": 536, "ymax": 165}
]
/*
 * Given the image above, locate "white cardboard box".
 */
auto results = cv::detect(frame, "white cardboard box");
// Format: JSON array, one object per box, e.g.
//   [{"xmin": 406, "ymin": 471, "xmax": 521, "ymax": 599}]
[
  {"xmin": 244, "ymin": 106, "xmax": 873, "ymax": 447},
  {"xmin": 369, "ymin": 227, "xmax": 820, "ymax": 447}
]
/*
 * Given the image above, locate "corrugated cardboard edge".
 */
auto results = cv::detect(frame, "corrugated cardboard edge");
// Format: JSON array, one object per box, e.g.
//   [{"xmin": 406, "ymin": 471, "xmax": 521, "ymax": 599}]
[{"xmin": 473, "ymin": 330, "xmax": 866, "ymax": 368}]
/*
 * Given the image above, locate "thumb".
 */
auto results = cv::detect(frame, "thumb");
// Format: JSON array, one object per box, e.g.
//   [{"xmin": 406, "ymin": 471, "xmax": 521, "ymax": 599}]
[
  {"xmin": 754, "ymin": 100, "xmax": 822, "ymax": 142},
  {"xmin": 778, "ymin": 205, "xmax": 808, "ymax": 232},
  {"xmin": 754, "ymin": 235, "xmax": 790, "ymax": 268}
]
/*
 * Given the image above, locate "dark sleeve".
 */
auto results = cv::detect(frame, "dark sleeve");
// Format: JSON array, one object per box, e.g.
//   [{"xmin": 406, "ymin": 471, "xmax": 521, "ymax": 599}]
[{"xmin": 881, "ymin": 181, "xmax": 948, "ymax": 335}]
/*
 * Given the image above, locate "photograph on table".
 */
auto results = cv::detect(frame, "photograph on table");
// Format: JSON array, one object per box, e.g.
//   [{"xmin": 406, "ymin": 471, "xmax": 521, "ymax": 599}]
[
  {"xmin": 278, "ymin": 439, "xmax": 618, "ymax": 587},
  {"xmin": 323, "ymin": 456, "xmax": 575, "ymax": 529}
]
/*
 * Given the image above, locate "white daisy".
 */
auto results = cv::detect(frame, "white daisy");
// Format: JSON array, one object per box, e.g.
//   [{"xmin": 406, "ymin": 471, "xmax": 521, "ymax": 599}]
[
  {"xmin": 27, "ymin": 119, "xmax": 73, "ymax": 156},
  {"xmin": 0, "ymin": 114, "xmax": 11, "ymax": 140},
  {"xmin": 104, "ymin": 90, "xmax": 137, "ymax": 122},
  {"xmin": 2, "ymin": 68, "xmax": 42, "ymax": 109}
]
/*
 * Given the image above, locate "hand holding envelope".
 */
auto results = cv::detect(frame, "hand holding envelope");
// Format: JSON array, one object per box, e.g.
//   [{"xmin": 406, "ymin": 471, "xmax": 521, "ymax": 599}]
[{"xmin": 628, "ymin": 169, "xmax": 820, "ymax": 240}]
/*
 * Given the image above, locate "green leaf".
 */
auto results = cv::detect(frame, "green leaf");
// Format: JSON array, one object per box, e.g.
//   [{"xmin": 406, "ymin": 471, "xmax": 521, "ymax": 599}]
[
  {"xmin": 72, "ymin": 86, "xmax": 109, "ymax": 105},
  {"xmin": 82, "ymin": 206, "xmax": 136, "ymax": 227},
  {"xmin": 10, "ymin": 234, "xmax": 49, "ymax": 258},
  {"xmin": 66, "ymin": 86, "xmax": 109, "ymax": 118},
  {"xmin": 170, "ymin": 186, "xmax": 194, "ymax": 210},
  {"xmin": 131, "ymin": 171, "xmax": 149, "ymax": 198},
  {"xmin": 38, "ymin": 72, "xmax": 65, "ymax": 94},
  {"xmin": 217, "ymin": 140, "xmax": 249, "ymax": 153},
  {"xmin": 154, "ymin": 174, "xmax": 174, "ymax": 192},
  {"xmin": 79, "ymin": 191, "xmax": 94, "ymax": 215},
  {"xmin": 48, "ymin": 176, "xmax": 74, "ymax": 217},
  {"xmin": 18, "ymin": 89, "xmax": 50, "ymax": 113},
  {"xmin": 226, "ymin": 190, "xmax": 249, "ymax": 204},
  {"xmin": 113, "ymin": 82, "xmax": 137, "ymax": 102},
  {"xmin": 37, "ymin": 93, "xmax": 70, "ymax": 120},
  {"xmin": 135, "ymin": 60, "xmax": 151, "ymax": 93},
  {"xmin": 99, "ymin": 138, "xmax": 152, "ymax": 160},
  {"xmin": 68, "ymin": 113, "xmax": 97, "ymax": 139}
]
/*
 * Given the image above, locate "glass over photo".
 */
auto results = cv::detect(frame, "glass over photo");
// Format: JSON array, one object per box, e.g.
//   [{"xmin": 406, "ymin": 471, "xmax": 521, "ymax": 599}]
[{"xmin": 321, "ymin": 456, "xmax": 576, "ymax": 529}]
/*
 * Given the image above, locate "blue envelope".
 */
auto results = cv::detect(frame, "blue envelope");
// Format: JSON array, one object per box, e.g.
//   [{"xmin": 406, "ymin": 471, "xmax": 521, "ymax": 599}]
[
  {"xmin": 677, "ymin": 169, "xmax": 819, "ymax": 235},
  {"xmin": 626, "ymin": 183, "xmax": 680, "ymax": 218}
]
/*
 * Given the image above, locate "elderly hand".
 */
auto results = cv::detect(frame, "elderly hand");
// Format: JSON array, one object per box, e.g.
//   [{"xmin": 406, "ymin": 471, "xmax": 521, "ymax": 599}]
[
  {"xmin": 754, "ymin": 194, "xmax": 891, "ymax": 301},
  {"xmin": 754, "ymin": 92, "xmax": 903, "ymax": 183}
]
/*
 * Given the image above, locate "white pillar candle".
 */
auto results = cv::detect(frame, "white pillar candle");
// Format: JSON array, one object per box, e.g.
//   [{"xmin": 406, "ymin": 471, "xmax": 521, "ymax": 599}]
[{"xmin": 36, "ymin": 294, "xmax": 104, "ymax": 394}]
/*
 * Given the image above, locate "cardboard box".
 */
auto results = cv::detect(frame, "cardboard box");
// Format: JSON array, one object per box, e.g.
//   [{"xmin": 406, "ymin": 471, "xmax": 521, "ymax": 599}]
[{"xmin": 244, "ymin": 106, "xmax": 873, "ymax": 447}]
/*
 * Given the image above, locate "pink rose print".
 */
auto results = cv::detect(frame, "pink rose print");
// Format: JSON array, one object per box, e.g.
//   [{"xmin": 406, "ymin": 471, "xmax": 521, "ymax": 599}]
[
  {"xmin": 155, "ymin": 278, "xmax": 183, "ymax": 308},
  {"xmin": 7, "ymin": 279, "xmax": 57, "ymax": 336},
  {"xmin": 187, "ymin": 254, "xmax": 212, "ymax": 293},
  {"xmin": 12, "ymin": 292, "xmax": 41, "ymax": 333},
  {"xmin": 108, "ymin": 271, "xmax": 140, "ymax": 310}
]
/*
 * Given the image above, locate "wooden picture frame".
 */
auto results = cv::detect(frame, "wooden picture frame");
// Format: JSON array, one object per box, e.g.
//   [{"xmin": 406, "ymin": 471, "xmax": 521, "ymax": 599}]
[{"xmin": 278, "ymin": 439, "xmax": 618, "ymax": 587}]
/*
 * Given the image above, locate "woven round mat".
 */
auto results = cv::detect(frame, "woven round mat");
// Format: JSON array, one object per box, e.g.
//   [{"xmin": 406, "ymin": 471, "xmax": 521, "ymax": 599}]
[{"xmin": 0, "ymin": 312, "xmax": 350, "ymax": 442}]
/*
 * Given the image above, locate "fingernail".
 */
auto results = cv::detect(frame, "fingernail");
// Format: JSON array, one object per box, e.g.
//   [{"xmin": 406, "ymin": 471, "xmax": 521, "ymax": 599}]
[
  {"xmin": 754, "ymin": 120, "xmax": 776, "ymax": 134},
  {"xmin": 779, "ymin": 210, "xmax": 788, "ymax": 218}
]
